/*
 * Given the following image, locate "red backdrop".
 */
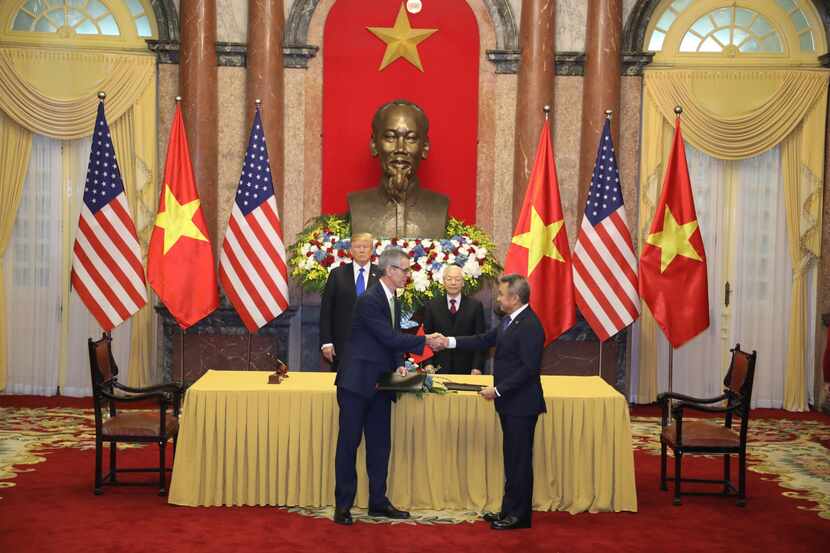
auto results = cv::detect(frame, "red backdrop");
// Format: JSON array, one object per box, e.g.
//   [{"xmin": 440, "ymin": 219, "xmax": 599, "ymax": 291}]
[{"xmin": 322, "ymin": 0, "xmax": 480, "ymax": 224}]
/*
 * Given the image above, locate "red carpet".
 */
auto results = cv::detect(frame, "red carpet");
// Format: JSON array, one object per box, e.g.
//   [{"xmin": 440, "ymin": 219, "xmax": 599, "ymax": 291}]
[{"xmin": 1, "ymin": 401, "xmax": 828, "ymax": 552}]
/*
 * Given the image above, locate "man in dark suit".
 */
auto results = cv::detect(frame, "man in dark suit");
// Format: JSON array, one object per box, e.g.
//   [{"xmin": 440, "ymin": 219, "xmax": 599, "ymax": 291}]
[
  {"xmin": 436, "ymin": 274, "xmax": 546, "ymax": 530},
  {"xmin": 422, "ymin": 264, "xmax": 486, "ymax": 374},
  {"xmin": 333, "ymin": 247, "xmax": 442, "ymax": 526},
  {"xmin": 319, "ymin": 233, "xmax": 380, "ymax": 370}
]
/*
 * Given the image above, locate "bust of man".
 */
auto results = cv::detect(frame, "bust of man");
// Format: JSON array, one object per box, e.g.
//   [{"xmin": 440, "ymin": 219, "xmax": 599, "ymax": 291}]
[{"xmin": 348, "ymin": 99, "xmax": 449, "ymax": 238}]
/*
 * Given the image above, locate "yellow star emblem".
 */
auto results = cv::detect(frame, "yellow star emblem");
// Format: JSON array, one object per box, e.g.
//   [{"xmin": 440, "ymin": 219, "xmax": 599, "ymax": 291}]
[
  {"xmin": 153, "ymin": 184, "xmax": 209, "ymax": 255},
  {"xmin": 511, "ymin": 206, "xmax": 565, "ymax": 275},
  {"xmin": 367, "ymin": 4, "xmax": 438, "ymax": 72},
  {"xmin": 645, "ymin": 206, "xmax": 703, "ymax": 273}
]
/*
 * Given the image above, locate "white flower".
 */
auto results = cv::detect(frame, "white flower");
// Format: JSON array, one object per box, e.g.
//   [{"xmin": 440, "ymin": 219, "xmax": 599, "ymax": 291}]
[
  {"xmin": 463, "ymin": 257, "xmax": 482, "ymax": 278},
  {"xmin": 411, "ymin": 269, "xmax": 430, "ymax": 292},
  {"xmin": 303, "ymin": 256, "xmax": 316, "ymax": 270}
]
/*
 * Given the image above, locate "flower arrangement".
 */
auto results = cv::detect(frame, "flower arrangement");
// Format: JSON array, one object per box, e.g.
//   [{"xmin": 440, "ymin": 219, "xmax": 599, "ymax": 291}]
[
  {"xmin": 288, "ymin": 215, "xmax": 502, "ymax": 312},
  {"xmin": 404, "ymin": 358, "xmax": 448, "ymax": 395}
]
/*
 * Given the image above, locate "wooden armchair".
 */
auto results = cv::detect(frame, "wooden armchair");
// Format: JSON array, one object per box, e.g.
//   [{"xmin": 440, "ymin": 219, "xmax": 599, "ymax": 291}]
[
  {"xmin": 657, "ymin": 344, "xmax": 757, "ymax": 506},
  {"xmin": 88, "ymin": 333, "xmax": 183, "ymax": 495}
]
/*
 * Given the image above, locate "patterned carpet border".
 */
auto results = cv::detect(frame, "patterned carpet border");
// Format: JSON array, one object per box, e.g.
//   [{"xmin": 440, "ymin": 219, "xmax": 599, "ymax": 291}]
[{"xmin": 1, "ymin": 407, "xmax": 828, "ymax": 522}]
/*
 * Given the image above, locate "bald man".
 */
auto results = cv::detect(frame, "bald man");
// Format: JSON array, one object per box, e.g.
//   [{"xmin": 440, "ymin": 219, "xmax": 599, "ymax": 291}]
[{"xmin": 422, "ymin": 264, "xmax": 486, "ymax": 374}]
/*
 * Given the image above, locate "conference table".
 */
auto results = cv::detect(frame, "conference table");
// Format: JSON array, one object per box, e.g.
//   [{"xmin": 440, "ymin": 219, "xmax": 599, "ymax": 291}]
[{"xmin": 168, "ymin": 371, "xmax": 638, "ymax": 514}]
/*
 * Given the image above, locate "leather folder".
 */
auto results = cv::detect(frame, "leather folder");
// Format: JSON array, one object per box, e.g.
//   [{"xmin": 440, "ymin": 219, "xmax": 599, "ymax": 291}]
[
  {"xmin": 376, "ymin": 372, "xmax": 427, "ymax": 393},
  {"xmin": 442, "ymin": 382, "xmax": 484, "ymax": 392}
]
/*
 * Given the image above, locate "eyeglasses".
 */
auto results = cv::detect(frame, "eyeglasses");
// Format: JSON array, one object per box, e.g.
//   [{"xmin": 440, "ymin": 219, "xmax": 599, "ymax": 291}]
[{"xmin": 390, "ymin": 265, "xmax": 412, "ymax": 275}]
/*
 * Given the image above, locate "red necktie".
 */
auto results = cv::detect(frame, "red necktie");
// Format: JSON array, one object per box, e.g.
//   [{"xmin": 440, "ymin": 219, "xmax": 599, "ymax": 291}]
[{"xmin": 449, "ymin": 298, "xmax": 457, "ymax": 314}]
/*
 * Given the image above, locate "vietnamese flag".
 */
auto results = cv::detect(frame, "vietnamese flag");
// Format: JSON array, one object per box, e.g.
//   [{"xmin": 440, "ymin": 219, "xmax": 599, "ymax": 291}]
[
  {"xmin": 409, "ymin": 324, "xmax": 434, "ymax": 365},
  {"xmin": 148, "ymin": 104, "xmax": 219, "ymax": 329},
  {"xmin": 503, "ymin": 120, "xmax": 575, "ymax": 345},
  {"xmin": 638, "ymin": 117, "xmax": 709, "ymax": 348}
]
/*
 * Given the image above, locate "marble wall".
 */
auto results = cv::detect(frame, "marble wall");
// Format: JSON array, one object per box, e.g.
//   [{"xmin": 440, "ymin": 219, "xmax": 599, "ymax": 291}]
[
  {"xmin": 203, "ymin": 0, "xmax": 641, "ymax": 50},
  {"xmin": 159, "ymin": 0, "xmax": 645, "ymax": 257}
]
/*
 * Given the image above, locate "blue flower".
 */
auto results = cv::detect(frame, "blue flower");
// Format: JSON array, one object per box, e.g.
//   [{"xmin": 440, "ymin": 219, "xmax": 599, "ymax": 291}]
[{"xmin": 313, "ymin": 250, "xmax": 327, "ymax": 262}]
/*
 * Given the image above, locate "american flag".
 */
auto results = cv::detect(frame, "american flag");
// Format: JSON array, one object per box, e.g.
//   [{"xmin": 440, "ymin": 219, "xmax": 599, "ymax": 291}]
[
  {"xmin": 573, "ymin": 118, "xmax": 639, "ymax": 341},
  {"xmin": 70, "ymin": 100, "xmax": 147, "ymax": 331},
  {"xmin": 219, "ymin": 107, "xmax": 289, "ymax": 332}
]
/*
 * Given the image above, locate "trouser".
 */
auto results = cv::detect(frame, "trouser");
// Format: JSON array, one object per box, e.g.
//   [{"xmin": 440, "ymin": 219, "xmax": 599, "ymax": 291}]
[
  {"xmin": 334, "ymin": 387, "xmax": 392, "ymax": 509},
  {"xmin": 498, "ymin": 413, "xmax": 539, "ymax": 520}
]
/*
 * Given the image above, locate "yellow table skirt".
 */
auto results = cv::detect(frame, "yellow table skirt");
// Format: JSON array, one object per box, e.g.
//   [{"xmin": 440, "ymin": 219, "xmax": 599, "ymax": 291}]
[{"xmin": 168, "ymin": 371, "xmax": 638, "ymax": 513}]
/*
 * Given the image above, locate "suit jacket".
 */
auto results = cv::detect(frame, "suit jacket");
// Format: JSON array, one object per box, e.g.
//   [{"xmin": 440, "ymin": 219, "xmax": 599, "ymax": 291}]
[
  {"xmin": 455, "ymin": 306, "xmax": 546, "ymax": 416},
  {"xmin": 319, "ymin": 262, "xmax": 380, "ymax": 367},
  {"xmin": 336, "ymin": 282, "xmax": 426, "ymax": 398},
  {"xmin": 422, "ymin": 294, "xmax": 486, "ymax": 374}
]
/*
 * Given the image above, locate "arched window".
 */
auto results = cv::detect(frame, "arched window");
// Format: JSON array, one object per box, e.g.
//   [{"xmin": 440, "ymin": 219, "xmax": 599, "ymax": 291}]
[
  {"xmin": 645, "ymin": 0, "xmax": 825, "ymax": 64},
  {"xmin": 2, "ymin": 0, "xmax": 156, "ymax": 47}
]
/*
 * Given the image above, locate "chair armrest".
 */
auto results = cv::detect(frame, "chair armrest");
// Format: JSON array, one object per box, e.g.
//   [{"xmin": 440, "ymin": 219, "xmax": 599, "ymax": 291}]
[
  {"xmin": 113, "ymin": 382, "xmax": 182, "ymax": 395},
  {"xmin": 657, "ymin": 391, "xmax": 726, "ymax": 404},
  {"xmin": 98, "ymin": 390, "xmax": 172, "ymax": 405},
  {"xmin": 672, "ymin": 398, "xmax": 744, "ymax": 419}
]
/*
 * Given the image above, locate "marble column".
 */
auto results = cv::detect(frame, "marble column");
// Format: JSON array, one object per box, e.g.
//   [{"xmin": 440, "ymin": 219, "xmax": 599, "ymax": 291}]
[
  {"xmin": 246, "ymin": 0, "xmax": 285, "ymax": 215},
  {"xmin": 577, "ymin": 0, "xmax": 622, "ymax": 218},
  {"xmin": 179, "ymin": 0, "xmax": 219, "ymax": 246},
  {"xmin": 512, "ymin": 0, "xmax": 556, "ymax": 226}
]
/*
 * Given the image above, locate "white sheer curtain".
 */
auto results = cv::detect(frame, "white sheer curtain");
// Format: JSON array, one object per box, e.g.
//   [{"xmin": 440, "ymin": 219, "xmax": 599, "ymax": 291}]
[
  {"xmin": 3, "ymin": 135, "xmax": 63, "ymax": 395},
  {"xmin": 3, "ymin": 135, "xmax": 131, "ymax": 397},
  {"xmin": 731, "ymin": 150, "xmax": 810, "ymax": 407},
  {"xmin": 652, "ymin": 145, "xmax": 800, "ymax": 408}
]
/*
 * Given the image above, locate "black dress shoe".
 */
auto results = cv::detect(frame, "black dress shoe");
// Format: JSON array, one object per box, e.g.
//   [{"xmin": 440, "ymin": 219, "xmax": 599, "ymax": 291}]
[
  {"xmin": 482, "ymin": 512, "xmax": 503, "ymax": 523},
  {"xmin": 491, "ymin": 515, "xmax": 531, "ymax": 530},
  {"xmin": 333, "ymin": 507, "xmax": 353, "ymax": 525},
  {"xmin": 368, "ymin": 504, "xmax": 410, "ymax": 519}
]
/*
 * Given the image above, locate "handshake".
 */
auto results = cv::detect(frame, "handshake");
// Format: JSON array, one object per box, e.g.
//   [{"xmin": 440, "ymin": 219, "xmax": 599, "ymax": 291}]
[{"xmin": 425, "ymin": 333, "xmax": 449, "ymax": 351}]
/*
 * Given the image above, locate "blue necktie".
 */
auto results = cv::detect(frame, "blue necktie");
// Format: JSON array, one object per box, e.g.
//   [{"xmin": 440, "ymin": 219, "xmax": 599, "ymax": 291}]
[
  {"xmin": 500, "ymin": 316, "xmax": 511, "ymax": 332},
  {"xmin": 356, "ymin": 267, "xmax": 366, "ymax": 296}
]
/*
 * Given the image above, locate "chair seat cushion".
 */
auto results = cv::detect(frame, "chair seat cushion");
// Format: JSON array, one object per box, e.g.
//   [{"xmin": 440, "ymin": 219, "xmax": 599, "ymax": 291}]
[
  {"xmin": 102, "ymin": 412, "xmax": 178, "ymax": 438},
  {"xmin": 661, "ymin": 420, "xmax": 740, "ymax": 448}
]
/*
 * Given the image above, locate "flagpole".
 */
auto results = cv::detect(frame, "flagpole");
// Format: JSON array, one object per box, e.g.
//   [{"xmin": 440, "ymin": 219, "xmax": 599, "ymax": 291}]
[
  {"xmin": 667, "ymin": 105, "xmax": 683, "ymax": 400},
  {"xmin": 246, "ymin": 332, "xmax": 253, "ymax": 371},
  {"xmin": 543, "ymin": 104, "xmax": 550, "ymax": 120},
  {"xmin": 179, "ymin": 327, "xmax": 185, "ymax": 386},
  {"xmin": 595, "ymin": 108, "xmax": 615, "ymax": 380},
  {"xmin": 668, "ymin": 346, "xmax": 674, "ymax": 395}
]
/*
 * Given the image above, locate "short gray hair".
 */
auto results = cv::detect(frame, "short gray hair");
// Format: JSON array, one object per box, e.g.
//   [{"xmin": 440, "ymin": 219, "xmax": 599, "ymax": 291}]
[
  {"xmin": 378, "ymin": 247, "xmax": 409, "ymax": 275},
  {"xmin": 499, "ymin": 273, "xmax": 530, "ymax": 304}
]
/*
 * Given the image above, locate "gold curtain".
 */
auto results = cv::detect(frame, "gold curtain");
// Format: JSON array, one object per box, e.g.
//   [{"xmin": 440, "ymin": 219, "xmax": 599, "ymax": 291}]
[
  {"xmin": 0, "ymin": 46, "xmax": 157, "ymax": 390},
  {"xmin": 638, "ymin": 69, "xmax": 828, "ymax": 409},
  {"xmin": 0, "ymin": 113, "xmax": 32, "ymax": 391},
  {"xmin": 0, "ymin": 47, "xmax": 154, "ymax": 140}
]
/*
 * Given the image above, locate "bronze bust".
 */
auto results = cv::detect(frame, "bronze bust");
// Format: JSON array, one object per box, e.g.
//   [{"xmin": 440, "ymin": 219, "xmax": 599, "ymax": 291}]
[{"xmin": 348, "ymin": 99, "xmax": 448, "ymax": 238}]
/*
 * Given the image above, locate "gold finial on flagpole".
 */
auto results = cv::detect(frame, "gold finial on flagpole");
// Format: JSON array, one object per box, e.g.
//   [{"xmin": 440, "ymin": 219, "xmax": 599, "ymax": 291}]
[
  {"xmin": 255, "ymin": 98, "xmax": 262, "ymax": 106},
  {"xmin": 97, "ymin": 91, "xmax": 106, "ymax": 100},
  {"xmin": 543, "ymin": 104, "xmax": 551, "ymax": 120},
  {"xmin": 605, "ymin": 109, "xmax": 613, "ymax": 120},
  {"xmin": 674, "ymin": 105, "xmax": 683, "ymax": 115},
  {"xmin": 175, "ymin": 96, "xmax": 182, "ymax": 103}
]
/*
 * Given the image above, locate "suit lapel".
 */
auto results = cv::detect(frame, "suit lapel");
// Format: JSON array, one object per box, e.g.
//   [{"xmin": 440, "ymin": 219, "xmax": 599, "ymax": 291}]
[
  {"xmin": 344, "ymin": 263, "xmax": 357, "ymax": 301},
  {"xmin": 368, "ymin": 265, "xmax": 380, "ymax": 287}
]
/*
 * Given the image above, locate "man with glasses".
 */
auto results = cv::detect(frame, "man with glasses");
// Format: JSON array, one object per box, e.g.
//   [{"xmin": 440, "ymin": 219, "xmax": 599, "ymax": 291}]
[{"xmin": 333, "ymin": 247, "xmax": 444, "ymax": 526}]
